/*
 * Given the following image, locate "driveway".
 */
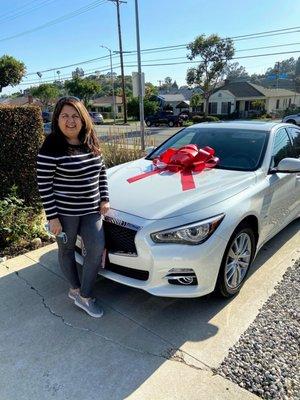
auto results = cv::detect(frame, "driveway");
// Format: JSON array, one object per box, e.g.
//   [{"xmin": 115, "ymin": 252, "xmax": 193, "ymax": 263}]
[{"xmin": 0, "ymin": 219, "xmax": 299, "ymax": 400}]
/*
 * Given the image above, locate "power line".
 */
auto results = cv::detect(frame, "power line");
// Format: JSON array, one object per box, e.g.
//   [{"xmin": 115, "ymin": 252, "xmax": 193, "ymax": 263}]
[
  {"xmin": 0, "ymin": 0, "xmax": 57, "ymax": 24},
  {"xmin": 21, "ymin": 49, "xmax": 300, "ymax": 86},
  {"xmin": 0, "ymin": 0, "xmax": 107, "ymax": 43},
  {"xmin": 25, "ymin": 40, "xmax": 300, "ymax": 77}
]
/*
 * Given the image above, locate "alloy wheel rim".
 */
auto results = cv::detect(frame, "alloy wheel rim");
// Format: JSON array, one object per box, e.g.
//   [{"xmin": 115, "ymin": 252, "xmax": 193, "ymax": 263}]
[{"xmin": 225, "ymin": 232, "xmax": 252, "ymax": 289}]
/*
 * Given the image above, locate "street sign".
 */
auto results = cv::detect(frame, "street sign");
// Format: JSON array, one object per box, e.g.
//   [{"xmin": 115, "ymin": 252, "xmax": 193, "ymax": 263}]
[{"xmin": 132, "ymin": 71, "xmax": 145, "ymax": 97}]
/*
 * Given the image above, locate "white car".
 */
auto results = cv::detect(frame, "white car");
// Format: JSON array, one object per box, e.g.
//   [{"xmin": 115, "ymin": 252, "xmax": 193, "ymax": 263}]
[
  {"xmin": 76, "ymin": 122, "xmax": 300, "ymax": 298},
  {"xmin": 282, "ymin": 113, "xmax": 300, "ymax": 126}
]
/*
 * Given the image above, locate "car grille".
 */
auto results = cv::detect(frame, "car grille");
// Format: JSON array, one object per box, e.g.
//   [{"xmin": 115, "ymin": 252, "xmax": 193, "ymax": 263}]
[{"xmin": 103, "ymin": 220, "xmax": 138, "ymax": 255}]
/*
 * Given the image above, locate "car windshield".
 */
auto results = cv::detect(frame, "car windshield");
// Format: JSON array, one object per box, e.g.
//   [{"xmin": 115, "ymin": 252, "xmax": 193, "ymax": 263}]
[{"xmin": 147, "ymin": 126, "xmax": 269, "ymax": 171}]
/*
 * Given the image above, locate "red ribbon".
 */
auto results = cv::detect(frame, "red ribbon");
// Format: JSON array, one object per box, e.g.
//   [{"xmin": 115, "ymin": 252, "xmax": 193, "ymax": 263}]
[{"xmin": 127, "ymin": 145, "xmax": 219, "ymax": 191}]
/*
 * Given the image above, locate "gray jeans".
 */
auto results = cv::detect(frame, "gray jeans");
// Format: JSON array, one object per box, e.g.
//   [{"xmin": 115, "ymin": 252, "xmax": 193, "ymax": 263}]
[{"xmin": 57, "ymin": 213, "xmax": 105, "ymax": 298}]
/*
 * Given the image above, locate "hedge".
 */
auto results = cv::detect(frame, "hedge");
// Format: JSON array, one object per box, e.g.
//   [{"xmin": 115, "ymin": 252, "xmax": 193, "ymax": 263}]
[
  {"xmin": 192, "ymin": 115, "xmax": 220, "ymax": 123},
  {"xmin": 0, "ymin": 105, "xmax": 44, "ymax": 205}
]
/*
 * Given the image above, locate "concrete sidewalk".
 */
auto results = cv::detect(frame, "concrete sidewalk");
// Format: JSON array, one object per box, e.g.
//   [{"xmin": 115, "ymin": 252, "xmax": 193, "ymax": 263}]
[{"xmin": 0, "ymin": 219, "xmax": 299, "ymax": 400}]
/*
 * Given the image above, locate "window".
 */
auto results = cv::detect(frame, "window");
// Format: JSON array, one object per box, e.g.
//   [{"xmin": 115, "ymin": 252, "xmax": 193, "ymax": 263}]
[
  {"xmin": 271, "ymin": 128, "xmax": 294, "ymax": 168},
  {"xmin": 288, "ymin": 98, "xmax": 292, "ymax": 107},
  {"xmin": 118, "ymin": 106, "xmax": 122, "ymax": 113},
  {"xmin": 221, "ymin": 102, "xmax": 228, "ymax": 114},
  {"xmin": 209, "ymin": 102, "xmax": 218, "ymax": 114},
  {"xmin": 148, "ymin": 127, "xmax": 268, "ymax": 171},
  {"xmin": 276, "ymin": 99, "xmax": 280, "ymax": 109},
  {"xmin": 287, "ymin": 127, "xmax": 300, "ymax": 157}
]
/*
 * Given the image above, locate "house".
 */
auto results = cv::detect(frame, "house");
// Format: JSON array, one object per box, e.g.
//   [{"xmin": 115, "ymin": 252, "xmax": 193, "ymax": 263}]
[
  {"xmin": 0, "ymin": 95, "xmax": 42, "ymax": 107},
  {"xmin": 208, "ymin": 81, "xmax": 300, "ymax": 117},
  {"xmin": 155, "ymin": 86, "xmax": 204, "ymax": 115},
  {"xmin": 89, "ymin": 96, "xmax": 123, "ymax": 117}
]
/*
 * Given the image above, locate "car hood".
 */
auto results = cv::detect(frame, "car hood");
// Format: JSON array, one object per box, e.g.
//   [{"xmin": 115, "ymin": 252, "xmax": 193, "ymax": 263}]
[{"xmin": 107, "ymin": 158, "xmax": 256, "ymax": 219}]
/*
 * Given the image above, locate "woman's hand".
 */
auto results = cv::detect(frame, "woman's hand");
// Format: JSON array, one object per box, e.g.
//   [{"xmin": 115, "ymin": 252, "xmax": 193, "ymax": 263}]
[
  {"xmin": 100, "ymin": 201, "xmax": 110, "ymax": 215},
  {"xmin": 49, "ymin": 218, "xmax": 62, "ymax": 235}
]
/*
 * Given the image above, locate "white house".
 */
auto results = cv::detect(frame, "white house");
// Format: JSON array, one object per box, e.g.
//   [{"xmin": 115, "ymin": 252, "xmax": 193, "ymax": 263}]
[{"xmin": 209, "ymin": 81, "xmax": 300, "ymax": 117}]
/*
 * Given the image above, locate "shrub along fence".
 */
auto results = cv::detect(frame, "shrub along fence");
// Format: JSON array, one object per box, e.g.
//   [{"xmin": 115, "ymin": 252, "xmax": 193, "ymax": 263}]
[
  {"xmin": 0, "ymin": 105, "xmax": 44, "ymax": 204},
  {"xmin": 0, "ymin": 106, "xmax": 47, "ymax": 256}
]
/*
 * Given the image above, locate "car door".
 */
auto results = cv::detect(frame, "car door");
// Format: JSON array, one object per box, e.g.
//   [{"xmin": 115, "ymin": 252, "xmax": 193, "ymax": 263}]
[
  {"xmin": 263, "ymin": 127, "xmax": 297, "ymax": 239},
  {"xmin": 286, "ymin": 126, "xmax": 300, "ymax": 212}
]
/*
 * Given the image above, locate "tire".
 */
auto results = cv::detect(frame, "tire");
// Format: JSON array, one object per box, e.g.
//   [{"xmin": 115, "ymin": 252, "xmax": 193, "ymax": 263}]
[
  {"xmin": 146, "ymin": 120, "xmax": 152, "ymax": 127},
  {"xmin": 154, "ymin": 122, "xmax": 160, "ymax": 127},
  {"xmin": 286, "ymin": 119, "xmax": 296, "ymax": 125},
  {"xmin": 168, "ymin": 120, "xmax": 175, "ymax": 127},
  {"xmin": 216, "ymin": 224, "xmax": 256, "ymax": 298}
]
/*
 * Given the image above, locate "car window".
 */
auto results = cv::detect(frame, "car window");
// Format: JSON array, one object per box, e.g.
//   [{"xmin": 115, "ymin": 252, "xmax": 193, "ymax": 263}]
[
  {"xmin": 287, "ymin": 127, "xmax": 300, "ymax": 157},
  {"xmin": 147, "ymin": 127, "xmax": 268, "ymax": 171},
  {"xmin": 271, "ymin": 128, "xmax": 294, "ymax": 168}
]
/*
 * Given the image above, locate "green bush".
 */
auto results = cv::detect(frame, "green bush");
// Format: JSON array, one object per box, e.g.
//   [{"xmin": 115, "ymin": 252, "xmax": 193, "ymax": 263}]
[
  {"xmin": 0, "ymin": 105, "xmax": 44, "ymax": 204},
  {"xmin": 192, "ymin": 115, "xmax": 219, "ymax": 123},
  {"xmin": 0, "ymin": 186, "xmax": 46, "ymax": 251}
]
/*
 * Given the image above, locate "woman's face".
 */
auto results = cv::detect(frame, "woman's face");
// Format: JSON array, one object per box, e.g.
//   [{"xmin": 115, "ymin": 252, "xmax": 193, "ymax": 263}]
[{"xmin": 58, "ymin": 104, "xmax": 83, "ymax": 141}]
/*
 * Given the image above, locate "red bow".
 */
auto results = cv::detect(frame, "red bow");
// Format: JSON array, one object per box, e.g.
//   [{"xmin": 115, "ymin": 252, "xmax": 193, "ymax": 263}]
[{"xmin": 127, "ymin": 145, "xmax": 219, "ymax": 191}]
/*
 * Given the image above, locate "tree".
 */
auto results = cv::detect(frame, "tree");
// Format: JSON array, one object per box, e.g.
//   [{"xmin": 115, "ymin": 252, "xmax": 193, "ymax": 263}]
[
  {"xmin": 0, "ymin": 55, "xmax": 26, "ymax": 92},
  {"xmin": 127, "ymin": 97, "xmax": 159, "ymax": 119},
  {"xmin": 223, "ymin": 62, "xmax": 249, "ymax": 82},
  {"xmin": 190, "ymin": 93, "xmax": 204, "ymax": 110},
  {"xmin": 30, "ymin": 83, "xmax": 60, "ymax": 108},
  {"xmin": 145, "ymin": 82, "xmax": 158, "ymax": 98},
  {"xmin": 266, "ymin": 58, "xmax": 296, "ymax": 76},
  {"xmin": 64, "ymin": 77, "xmax": 100, "ymax": 107},
  {"xmin": 186, "ymin": 34, "xmax": 234, "ymax": 115},
  {"xmin": 72, "ymin": 67, "xmax": 85, "ymax": 79}
]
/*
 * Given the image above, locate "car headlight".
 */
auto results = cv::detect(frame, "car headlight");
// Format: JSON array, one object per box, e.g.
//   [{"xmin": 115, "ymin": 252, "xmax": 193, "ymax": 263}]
[{"xmin": 150, "ymin": 214, "xmax": 225, "ymax": 245}]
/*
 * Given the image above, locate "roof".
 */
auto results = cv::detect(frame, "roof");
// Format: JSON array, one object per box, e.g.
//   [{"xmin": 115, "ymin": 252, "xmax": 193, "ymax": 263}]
[
  {"xmin": 249, "ymin": 83, "xmax": 300, "ymax": 97},
  {"xmin": 91, "ymin": 96, "xmax": 123, "ymax": 105},
  {"xmin": 158, "ymin": 94, "xmax": 186, "ymax": 102},
  {"xmin": 214, "ymin": 81, "xmax": 300, "ymax": 99},
  {"xmin": 214, "ymin": 82, "xmax": 265, "ymax": 98},
  {"xmin": 0, "ymin": 96, "xmax": 42, "ymax": 106},
  {"xmin": 176, "ymin": 100, "xmax": 190, "ymax": 108}
]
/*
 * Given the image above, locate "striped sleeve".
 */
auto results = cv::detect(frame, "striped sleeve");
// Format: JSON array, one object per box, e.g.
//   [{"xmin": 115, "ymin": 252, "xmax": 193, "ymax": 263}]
[
  {"xmin": 36, "ymin": 153, "xmax": 58, "ymax": 220},
  {"xmin": 99, "ymin": 155, "xmax": 109, "ymax": 202}
]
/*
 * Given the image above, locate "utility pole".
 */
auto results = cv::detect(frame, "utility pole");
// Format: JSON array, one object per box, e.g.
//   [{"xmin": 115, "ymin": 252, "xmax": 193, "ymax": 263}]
[
  {"xmin": 108, "ymin": 0, "xmax": 127, "ymax": 124},
  {"xmin": 134, "ymin": 0, "xmax": 145, "ymax": 150}
]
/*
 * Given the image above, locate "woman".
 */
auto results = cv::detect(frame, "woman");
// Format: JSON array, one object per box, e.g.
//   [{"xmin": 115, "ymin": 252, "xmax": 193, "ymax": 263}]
[{"xmin": 37, "ymin": 96, "xmax": 109, "ymax": 318}]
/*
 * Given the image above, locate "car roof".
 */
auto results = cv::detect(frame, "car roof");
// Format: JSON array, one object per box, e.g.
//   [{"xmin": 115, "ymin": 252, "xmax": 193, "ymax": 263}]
[{"xmin": 191, "ymin": 121, "xmax": 289, "ymax": 131}]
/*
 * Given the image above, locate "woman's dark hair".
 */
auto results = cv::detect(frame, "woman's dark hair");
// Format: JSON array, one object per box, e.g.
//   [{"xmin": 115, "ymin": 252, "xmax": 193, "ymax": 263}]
[{"xmin": 50, "ymin": 96, "xmax": 101, "ymax": 155}]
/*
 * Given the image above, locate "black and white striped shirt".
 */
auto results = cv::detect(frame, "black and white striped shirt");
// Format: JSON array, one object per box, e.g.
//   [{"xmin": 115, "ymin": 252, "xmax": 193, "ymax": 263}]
[{"xmin": 37, "ymin": 138, "xmax": 109, "ymax": 220}]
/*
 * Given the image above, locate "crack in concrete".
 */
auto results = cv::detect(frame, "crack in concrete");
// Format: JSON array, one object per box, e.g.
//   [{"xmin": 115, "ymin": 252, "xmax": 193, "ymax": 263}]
[
  {"xmin": 14, "ymin": 270, "xmax": 204, "ymax": 372},
  {"xmin": 23, "ymin": 255, "xmax": 211, "ymax": 371}
]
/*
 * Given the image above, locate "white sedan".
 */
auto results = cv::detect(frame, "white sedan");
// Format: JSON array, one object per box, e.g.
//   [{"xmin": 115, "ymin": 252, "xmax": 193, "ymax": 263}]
[{"xmin": 76, "ymin": 122, "xmax": 300, "ymax": 298}]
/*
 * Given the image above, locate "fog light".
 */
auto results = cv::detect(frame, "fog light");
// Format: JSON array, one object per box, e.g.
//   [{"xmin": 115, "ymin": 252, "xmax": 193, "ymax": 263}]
[{"xmin": 164, "ymin": 268, "xmax": 198, "ymax": 286}]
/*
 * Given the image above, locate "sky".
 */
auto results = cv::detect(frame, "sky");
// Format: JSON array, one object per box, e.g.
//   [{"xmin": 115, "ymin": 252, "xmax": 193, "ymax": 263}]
[{"xmin": 0, "ymin": 0, "xmax": 300, "ymax": 95}]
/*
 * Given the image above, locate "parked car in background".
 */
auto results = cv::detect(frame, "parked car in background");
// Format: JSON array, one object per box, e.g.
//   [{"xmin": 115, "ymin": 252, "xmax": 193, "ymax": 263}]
[
  {"xmin": 282, "ymin": 113, "xmax": 300, "ymax": 125},
  {"xmin": 42, "ymin": 111, "xmax": 53, "ymax": 123},
  {"xmin": 76, "ymin": 121, "xmax": 300, "ymax": 299},
  {"xmin": 145, "ymin": 111, "xmax": 183, "ymax": 127},
  {"xmin": 43, "ymin": 122, "xmax": 51, "ymax": 135},
  {"xmin": 89, "ymin": 111, "xmax": 104, "ymax": 125}
]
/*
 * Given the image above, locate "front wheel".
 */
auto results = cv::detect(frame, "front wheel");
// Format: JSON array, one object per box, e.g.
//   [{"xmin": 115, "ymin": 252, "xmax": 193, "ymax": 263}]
[
  {"xmin": 216, "ymin": 225, "xmax": 256, "ymax": 298},
  {"xmin": 146, "ymin": 120, "xmax": 152, "ymax": 127},
  {"xmin": 168, "ymin": 120, "xmax": 175, "ymax": 127}
]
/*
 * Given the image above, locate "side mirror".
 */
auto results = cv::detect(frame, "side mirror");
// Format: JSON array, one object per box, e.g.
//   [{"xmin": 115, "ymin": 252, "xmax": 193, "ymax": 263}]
[
  {"xmin": 276, "ymin": 158, "xmax": 300, "ymax": 173},
  {"xmin": 145, "ymin": 146, "xmax": 156, "ymax": 156}
]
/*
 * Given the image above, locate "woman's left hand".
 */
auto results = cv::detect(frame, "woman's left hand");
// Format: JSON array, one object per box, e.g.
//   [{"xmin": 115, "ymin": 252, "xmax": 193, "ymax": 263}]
[{"xmin": 100, "ymin": 201, "xmax": 110, "ymax": 215}]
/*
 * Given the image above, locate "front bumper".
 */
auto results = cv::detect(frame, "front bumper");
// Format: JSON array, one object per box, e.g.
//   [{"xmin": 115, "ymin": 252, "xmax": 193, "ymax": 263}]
[{"xmin": 75, "ymin": 214, "xmax": 228, "ymax": 298}]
